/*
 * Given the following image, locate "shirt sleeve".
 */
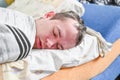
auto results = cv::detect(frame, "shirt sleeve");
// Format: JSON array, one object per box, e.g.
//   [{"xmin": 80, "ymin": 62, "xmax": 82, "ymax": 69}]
[{"xmin": 0, "ymin": 24, "xmax": 31, "ymax": 64}]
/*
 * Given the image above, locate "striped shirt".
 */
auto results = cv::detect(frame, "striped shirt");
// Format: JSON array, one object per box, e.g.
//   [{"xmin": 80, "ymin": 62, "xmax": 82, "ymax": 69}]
[{"xmin": 0, "ymin": 7, "xmax": 36, "ymax": 63}]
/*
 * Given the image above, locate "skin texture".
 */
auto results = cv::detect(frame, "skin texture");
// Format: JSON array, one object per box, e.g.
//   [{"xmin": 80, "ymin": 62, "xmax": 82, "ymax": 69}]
[{"xmin": 33, "ymin": 12, "xmax": 79, "ymax": 49}]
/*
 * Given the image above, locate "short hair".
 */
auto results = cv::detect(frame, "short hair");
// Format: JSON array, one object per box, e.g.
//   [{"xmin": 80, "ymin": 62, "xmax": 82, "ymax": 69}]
[{"xmin": 50, "ymin": 11, "xmax": 86, "ymax": 46}]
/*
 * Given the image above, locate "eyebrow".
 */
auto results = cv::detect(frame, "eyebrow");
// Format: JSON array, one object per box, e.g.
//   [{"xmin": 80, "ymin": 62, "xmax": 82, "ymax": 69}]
[
  {"xmin": 61, "ymin": 43, "xmax": 64, "ymax": 49},
  {"xmin": 57, "ymin": 28, "xmax": 64, "ymax": 49}
]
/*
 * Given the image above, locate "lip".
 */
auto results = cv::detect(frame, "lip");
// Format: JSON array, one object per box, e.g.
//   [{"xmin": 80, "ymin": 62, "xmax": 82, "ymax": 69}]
[{"xmin": 36, "ymin": 38, "xmax": 42, "ymax": 49}]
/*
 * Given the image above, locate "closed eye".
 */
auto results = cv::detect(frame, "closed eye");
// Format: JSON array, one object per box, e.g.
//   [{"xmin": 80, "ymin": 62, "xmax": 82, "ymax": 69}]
[
  {"xmin": 53, "ymin": 27, "xmax": 61, "ymax": 38},
  {"xmin": 56, "ymin": 43, "xmax": 64, "ymax": 50},
  {"xmin": 53, "ymin": 30, "xmax": 57, "ymax": 37}
]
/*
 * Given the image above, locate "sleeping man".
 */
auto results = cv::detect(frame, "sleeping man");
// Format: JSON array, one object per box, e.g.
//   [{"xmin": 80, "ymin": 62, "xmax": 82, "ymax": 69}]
[
  {"xmin": 0, "ymin": 7, "xmax": 86, "ymax": 64},
  {"xmin": 0, "ymin": 5, "xmax": 116, "ymax": 80}
]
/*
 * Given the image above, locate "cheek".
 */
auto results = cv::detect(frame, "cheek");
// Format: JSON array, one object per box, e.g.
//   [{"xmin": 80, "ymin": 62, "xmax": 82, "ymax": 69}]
[
  {"xmin": 39, "ymin": 28, "xmax": 52, "ymax": 37},
  {"xmin": 42, "ymin": 32, "xmax": 54, "ymax": 41}
]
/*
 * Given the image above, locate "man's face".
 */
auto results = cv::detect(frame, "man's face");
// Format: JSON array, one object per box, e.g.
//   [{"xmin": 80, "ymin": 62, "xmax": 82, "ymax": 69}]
[{"xmin": 33, "ymin": 18, "xmax": 78, "ymax": 49}]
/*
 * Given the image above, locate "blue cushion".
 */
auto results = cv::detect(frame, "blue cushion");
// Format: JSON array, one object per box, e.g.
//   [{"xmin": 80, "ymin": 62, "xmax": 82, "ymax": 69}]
[
  {"xmin": 91, "ymin": 55, "xmax": 120, "ymax": 80},
  {"xmin": 82, "ymin": 4, "xmax": 120, "ymax": 80},
  {"xmin": 82, "ymin": 4, "xmax": 120, "ymax": 43}
]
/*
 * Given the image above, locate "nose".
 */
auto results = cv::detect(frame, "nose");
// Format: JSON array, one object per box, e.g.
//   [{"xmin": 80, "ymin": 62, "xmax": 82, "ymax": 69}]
[{"xmin": 46, "ymin": 38, "xmax": 57, "ymax": 48}]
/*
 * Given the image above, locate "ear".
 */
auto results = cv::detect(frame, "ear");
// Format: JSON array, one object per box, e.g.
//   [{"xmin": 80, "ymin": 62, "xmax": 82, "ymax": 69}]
[{"xmin": 44, "ymin": 11, "xmax": 55, "ymax": 18}]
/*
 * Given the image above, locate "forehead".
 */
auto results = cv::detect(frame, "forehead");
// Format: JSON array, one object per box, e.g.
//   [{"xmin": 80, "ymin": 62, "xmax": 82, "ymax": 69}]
[{"xmin": 58, "ymin": 18, "xmax": 78, "ymax": 31}]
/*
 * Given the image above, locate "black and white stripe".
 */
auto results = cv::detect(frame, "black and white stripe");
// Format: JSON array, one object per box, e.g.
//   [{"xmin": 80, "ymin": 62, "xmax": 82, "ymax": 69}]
[{"xmin": 6, "ymin": 25, "xmax": 31, "ymax": 61}]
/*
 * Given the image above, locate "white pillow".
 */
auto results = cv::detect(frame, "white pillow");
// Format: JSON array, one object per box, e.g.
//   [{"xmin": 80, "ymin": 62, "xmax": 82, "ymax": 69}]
[
  {"xmin": 7, "ymin": 0, "xmax": 85, "ymax": 19},
  {"xmin": 2, "ymin": 34, "xmax": 102, "ymax": 80}
]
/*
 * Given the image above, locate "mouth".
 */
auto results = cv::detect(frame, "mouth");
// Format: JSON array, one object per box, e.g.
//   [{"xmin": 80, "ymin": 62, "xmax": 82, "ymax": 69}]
[{"xmin": 36, "ymin": 38, "xmax": 42, "ymax": 49}]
